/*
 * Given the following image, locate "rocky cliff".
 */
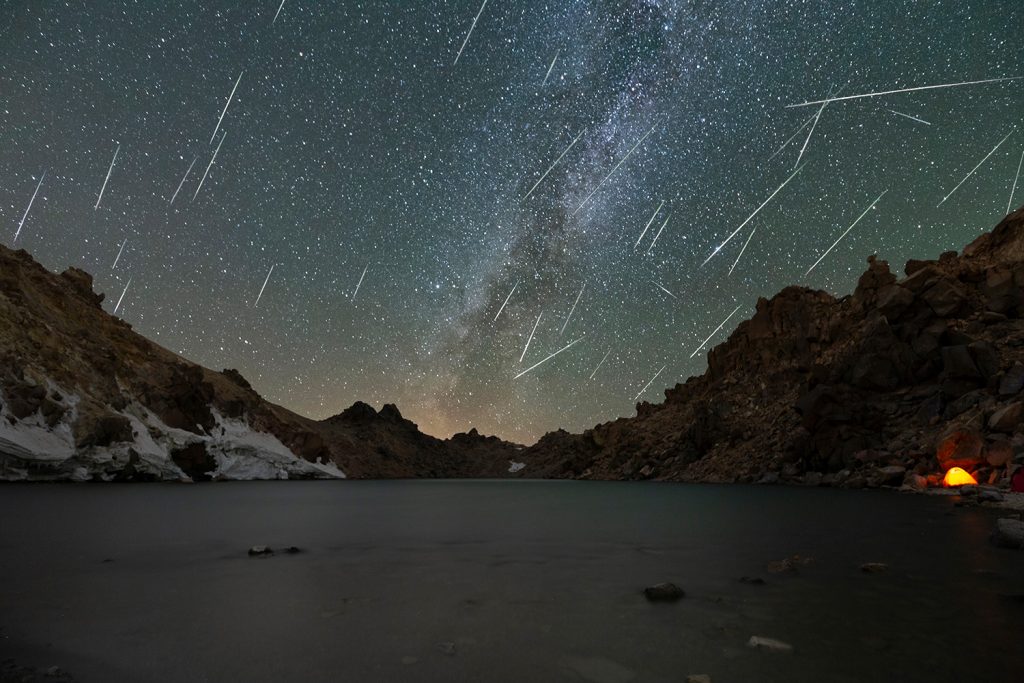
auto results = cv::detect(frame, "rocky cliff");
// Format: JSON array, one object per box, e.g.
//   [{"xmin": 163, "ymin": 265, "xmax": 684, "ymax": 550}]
[
  {"xmin": 0, "ymin": 245, "xmax": 519, "ymax": 481},
  {"xmin": 518, "ymin": 208, "xmax": 1024, "ymax": 491}
]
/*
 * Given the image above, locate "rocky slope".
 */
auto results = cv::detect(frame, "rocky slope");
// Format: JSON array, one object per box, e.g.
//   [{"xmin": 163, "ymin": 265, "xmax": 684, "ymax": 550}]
[
  {"xmin": 0, "ymin": 245, "xmax": 520, "ymax": 481},
  {"xmin": 518, "ymin": 208, "xmax": 1024, "ymax": 491}
]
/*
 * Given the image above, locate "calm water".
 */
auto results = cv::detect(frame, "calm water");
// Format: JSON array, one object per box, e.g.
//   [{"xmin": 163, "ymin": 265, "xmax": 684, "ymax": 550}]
[{"xmin": 1, "ymin": 481, "xmax": 1022, "ymax": 682}]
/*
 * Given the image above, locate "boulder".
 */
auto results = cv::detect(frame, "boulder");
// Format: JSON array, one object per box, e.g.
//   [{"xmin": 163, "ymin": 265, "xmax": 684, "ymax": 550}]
[
  {"xmin": 1000, "ymin": 364, "xmax": 1024, "ymax": 396},
  {"xmin": 860, "ymin": 562, "xmax": 889, "ymax": 573},
  {"xmin": 991, "ymin": 518, "xmax": 1024, "ymax": 549},
  {"xmin": 936, "ymin": 431, "xmax": 985, "ymax": 471},
  {"xmin": 988, "ymin": 402, "xmax": 1023, "ymax": 433},
  {"xmin": 248, "ymin": 545, "xmax": 274, "ymax": 557},
  {"xmin": 875, "ymin": 465, "xmax": 906, "ymax": 485},
  {"xmin": 921, "ymin": 278, "xmax": 967, "ymax": 317},
  {"xmin": 643, "ymin": 582, "xmax": 685, "ymax": 602},
  {"xmin": 985, "ymin": 440, "xmax": 1014, "ymax": 467}
]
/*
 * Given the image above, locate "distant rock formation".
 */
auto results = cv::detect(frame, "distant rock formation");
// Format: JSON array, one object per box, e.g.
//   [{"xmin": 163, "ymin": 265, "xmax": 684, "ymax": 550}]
[
  {"xmin": 0, "ymin": 245, "xmax": 519, "ymax": 481},
  {"xmin": 519, "ymin": 207, "xmax": 1024, "ymax": 490}
]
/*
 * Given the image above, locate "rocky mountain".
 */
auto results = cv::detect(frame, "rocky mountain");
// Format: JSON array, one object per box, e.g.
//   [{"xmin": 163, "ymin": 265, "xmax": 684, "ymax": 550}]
[
  {"xmin": 517, "ymin": 208, "xmax": 1024, "ymax": 491},
  {"xmin": 0, "ymin": 245, "xmax": 520, "ymax": 481}
]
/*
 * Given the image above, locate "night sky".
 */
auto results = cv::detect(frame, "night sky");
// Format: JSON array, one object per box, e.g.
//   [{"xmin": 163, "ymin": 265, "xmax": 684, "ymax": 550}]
[{"xmin": 2, "ymin": 1, "xmax": 1022, "ymax": 443}]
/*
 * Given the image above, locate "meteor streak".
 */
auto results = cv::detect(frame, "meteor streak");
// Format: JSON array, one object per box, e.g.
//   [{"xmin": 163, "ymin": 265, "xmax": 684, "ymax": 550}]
[
  {"xmin": 353, "ymin": 264, "xmax": 368, "ymax": 300},
  {"xmin": 690, "ymin": 305, "xmax": 741, "ymax": 359},
  {"xmin": 272, "ymin": 0, "xmax": 286, "ymax": 24},
  {"xmin": 887, "ymin": 109, "xmax": 931, "ymax": 125},
  {"xmin": 589, "ymin": 348, "xmax": 611, "ymax": 380},
  {"xmin": 169, "ymin": 156, "xmax": 197, "ymax": 205},
  {"xmin": 767, "ymin": 112, "xmax": 816, "ymax": 162},
  {"xmin": 647, "ymin": 213, "xmax": 671, "ymax": 253},
  {"xmin": 702, "ymin": 163, "xmax": 805, "ymax": 266},
  {"xmin": 573, "ymin": 123, "xmax": 658, "ymax": 215},
  {"xmin": 804, "ymin": 190, "xmax": 888, "ymax": 276},
  {"xmin": 542, "ymin": 50, "xmax": 559, "ymax": 86},
  {"xmin": 453, "ymin": 0, "xmax": 489, "ymax": 66},
  {"xmin": 937, "ymin": 129, "xmax": 1016, "ymax": 207},
  {"xmin": 494, "ymin": 280, "xmax": 518, "ymax": 322},
  {"xmin": 520, "ymin": 311, "xmax": 543, "ymax": 363},
  {"xmin": 1009, "ymin": 147, "xmax": 1024, "ymax": 215},
  {"xmin": 95, "ymin": 143, "xmax": 120, "ymax": 210},
  {"xmin": 652, "ymin": 281, "xmax": 677, "ymax": 299},
  {"xmin": 523, "ymin": 129, "xmax": 585, "ymax": 200},
  {"xmin": 787, "ymin": 76, "xmax": 1022, "ymax": 108},
  {"xmin": 254, "ymin": 265, "xmax": 275, "ymax": 307},
  {"xmin": 634, "ymin": 201, "xmax": 664, "ymax": 248},
  {"xmin": 114, "ymin": 277, "xmax": 132, "ymax": 314},
  {"xmin": 633, "ymin": 365, "xmax": 666, "ymax": 402},
  {"xmin": 112, "ymin": 238, "xmax": 127, "ymax": 270},
  {"xmin": 560, "ymin": 283, "xmax": 585, "ymax": 335},
  {"xmin": 514, "ymin": 335, "xmax": 584, "ymax": 379},
  {"xmin": 210, "ymin": 71, "xmax": 243, "ymax": 145},
  {"xmin": 193, "ymin": 132, "xmax": 226, "ymax": 201},
  {"xmin": 13, "ymin": 171, "xmax": 45, "ymax": 244}
]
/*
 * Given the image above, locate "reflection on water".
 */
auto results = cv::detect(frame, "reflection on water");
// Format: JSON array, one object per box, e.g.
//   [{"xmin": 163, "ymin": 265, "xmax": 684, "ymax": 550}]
[{"xmin": 0, "ymin": 481, "xmax": 1022, "ymax": 683}]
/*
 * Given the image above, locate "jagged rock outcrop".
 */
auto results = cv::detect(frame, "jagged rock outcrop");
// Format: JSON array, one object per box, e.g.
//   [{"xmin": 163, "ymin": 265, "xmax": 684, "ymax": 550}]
[
  {"xmin": 519, "ymin": 208, "xmax": 1024, "ymax": 489},
  {"xmin": 0, "ymin": 245, "xmax": 519, "ymax": 481}
]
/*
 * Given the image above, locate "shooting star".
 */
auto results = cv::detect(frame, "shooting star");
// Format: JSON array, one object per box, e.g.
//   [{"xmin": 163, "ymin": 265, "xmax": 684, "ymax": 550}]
[
  {"xmin": 652, "ymin": 281, "xmax": 678, "ymax": 299},
  {"xmin": 633, "ymin": 365, "xmax": 666, "ymax": 402},
  {"xmin": 690, "ymin": 305, "xmax": 742, "ymax": 359},
  {"xmin": 493, "ymin": 280, "xmax": 518, "ymax": 322},
  {"xmin": 937, "ymin": 129, "xmax": 1016, "ymax": 207},
  {"xmin": 523, "ymin": 129, "xmax": 585, "ymax": 200},
  {"xmin": 13, "ymin": 171, "xmax": 45, "ymax": 245},
  {"xmin": 542, "ymin": 49, "xmax": 559, "ymax": 86},
  {"xmin": 353, "ymin": 264, "xmax": 368, "ymax": 300},
  {"xmin": 728, "ymin": 223, "xmax": 759, "ymax": 276},
  {"xmin": 793, "ymin": 92, "xmax": 831, "ymax": 170},
  {"xmin": 573, "ymin": 123, "xmax": 659, "ymax": 215},
  {"xmin": 94, "ymin": 143, "xmax": 120, "ymax": 210},
  {"xmin": 453, "ymin": 0, "xmax": 489, "ymax": 66},
  {"xmin": 1009, "ymin": 147, "xmax": 1024, "ymax": 215},
  {"xmin": 702, "ymin": 163, "xmax": 805, "ymax": 266},
  {"xmin": 767, "ymin": 112, "xmax": 817, "ymax": 162},
  {"xmin": 169, "ymin": 156, "xmax": 197, "ymax": 205},
  {"xmin": 805, "ymin": 190, "xmax": 888, "ymax": 276},
  {"xmin": 520, "ymin": 311, "xmax": 543, "ymax": 363},
  {"xmin": 254, "ymin": 265, "xmax": 274, "ymax": 307},
  {"xmin": 272, "ymin": 0, "xmax": 286, "ymax": 24},
  {"xmin": 887, "ymin": 109, "xmax": 931, "ymax": 125},
  {"xmin": 210, "ymin": 71, "xmax": 243, "ymax": 145},
  {"xmin": 560, "ymin": 283, "xmax": 585, "ymax": 335},
  {"xmin": 589, "ymin": 348, "xmax": 612, "ymax": 380},
  {"xmin": 647, "ymin": 213, "xmax": 671, "ymax": 254},
  {"xmin": 113, "ymin": 277, "xmax": 132, "ymax": 314},
  {"xmin": 193, "ymin": 132, "xmax": 226, "ymax": 201},
  {"xmin": 514, "ymin": 335, "xmax": 584, "ymax": 380},
  {"xmin": 634, "ymin": 201, "xmax": 664, "ymax": 248},
  {"xmin": 112, "ymin": 238, "xmax": 127, "ymax": 270},
  {"xmin": 787, "ymin": 76, "xmax": 1022, "ymax": 108}
]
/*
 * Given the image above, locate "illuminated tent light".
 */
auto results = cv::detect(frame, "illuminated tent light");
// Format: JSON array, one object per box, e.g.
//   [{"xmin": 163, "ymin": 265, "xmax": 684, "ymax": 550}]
[{"xmin": 942, "ymin": 467, "xmax": 977, "ymax": 487}]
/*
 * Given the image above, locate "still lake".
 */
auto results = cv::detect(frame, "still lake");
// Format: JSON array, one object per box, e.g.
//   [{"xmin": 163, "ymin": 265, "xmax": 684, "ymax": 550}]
[{"xmin": 1, "ymin": 481, "xmax": 1022, "ymax": 682}]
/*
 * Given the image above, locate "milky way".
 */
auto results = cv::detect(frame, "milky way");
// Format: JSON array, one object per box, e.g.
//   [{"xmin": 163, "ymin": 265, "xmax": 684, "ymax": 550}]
[{"xmin": 1, "ymin": 1, "xmax": 1022, "ymax": 443}]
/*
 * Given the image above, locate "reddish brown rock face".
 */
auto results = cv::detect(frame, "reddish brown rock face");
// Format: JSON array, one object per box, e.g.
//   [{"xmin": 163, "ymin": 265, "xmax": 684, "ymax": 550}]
[{"xmin": 936, "ymin": 431, "xmax": 986, "ymax": 472}]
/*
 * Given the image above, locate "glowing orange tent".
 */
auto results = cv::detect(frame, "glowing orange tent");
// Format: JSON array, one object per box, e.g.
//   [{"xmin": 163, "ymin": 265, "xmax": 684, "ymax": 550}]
[{"xmin": 942, "ymin": 467, "xmax": 977, "ymax": 487}]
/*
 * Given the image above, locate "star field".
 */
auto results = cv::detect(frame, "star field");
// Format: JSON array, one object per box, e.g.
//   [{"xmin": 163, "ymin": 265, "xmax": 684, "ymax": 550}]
[{"xmin": 2, "ymin": 0, "xmax": 1022, "ymax": 443}]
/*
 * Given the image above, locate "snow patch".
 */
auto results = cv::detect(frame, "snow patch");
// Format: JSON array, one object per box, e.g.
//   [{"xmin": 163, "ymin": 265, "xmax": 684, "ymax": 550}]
[
  {"xmin": 508, "ymin": 461, "xmax": 526, "ymax": 473},
  {"xmin": 0, "ymin": 377, "xmax": 345, "ymax": 481}
]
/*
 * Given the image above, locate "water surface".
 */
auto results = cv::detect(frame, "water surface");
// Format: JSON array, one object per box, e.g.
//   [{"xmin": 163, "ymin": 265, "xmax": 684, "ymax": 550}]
[{"xmin": 1, "ymin": 481, "xmax": 1021, "ymax": 682}]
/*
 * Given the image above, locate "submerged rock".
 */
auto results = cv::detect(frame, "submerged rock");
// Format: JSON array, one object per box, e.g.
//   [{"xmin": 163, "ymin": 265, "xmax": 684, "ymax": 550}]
[
  {"xmin": 248, "ymin": 545, "xmax": 273, "ymax": 557},
  {"xmin": 991, "ymin": 518, "xmax": 1024, "ymax": 549},
  {"xmin": 643, "ymin": 582, "xmax": 685, "ymax": 602},
  {"xmin": 747, "ymin": 636, "xmax": 794, "ymax": 653}
]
